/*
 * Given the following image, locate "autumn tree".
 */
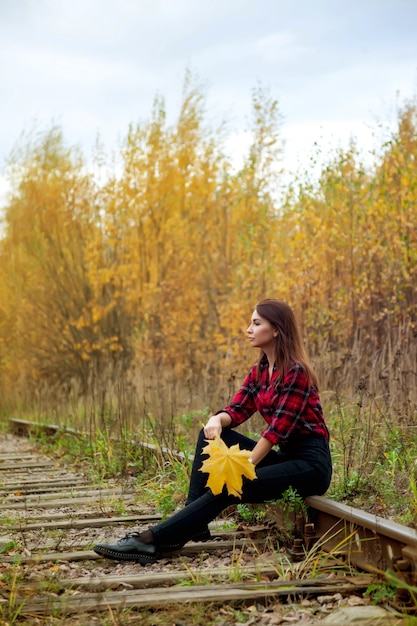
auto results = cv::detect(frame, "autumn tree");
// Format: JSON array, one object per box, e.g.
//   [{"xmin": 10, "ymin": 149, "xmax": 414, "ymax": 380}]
[
  {"xmin": 0, "ymin": 128, "xmax": 134, "ymax": 413},
  {"xmin": 1, "ymin": 81, "xmax": 416, "ymax": 429}
]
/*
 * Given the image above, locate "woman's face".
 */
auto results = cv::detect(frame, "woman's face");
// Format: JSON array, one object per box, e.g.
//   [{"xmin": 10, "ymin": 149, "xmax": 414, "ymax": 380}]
[{"xmin": 247, "ymin": 309, "xmax": 277, "ymax": 350}]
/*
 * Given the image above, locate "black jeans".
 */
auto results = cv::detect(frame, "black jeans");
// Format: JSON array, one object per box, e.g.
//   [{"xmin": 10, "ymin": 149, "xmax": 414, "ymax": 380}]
[{"xmin": 151, "ymin": 428, "xmax": 332, "ymax": 550}]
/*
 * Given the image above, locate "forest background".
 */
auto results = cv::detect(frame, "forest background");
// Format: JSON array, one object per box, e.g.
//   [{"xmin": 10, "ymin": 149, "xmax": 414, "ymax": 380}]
[{"xmin": 0, "ymin": 78, "xmax": 416, "ymax": 511}]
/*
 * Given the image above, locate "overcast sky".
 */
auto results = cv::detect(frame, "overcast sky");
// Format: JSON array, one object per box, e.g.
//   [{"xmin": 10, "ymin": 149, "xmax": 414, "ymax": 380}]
[{"xmin": 1, "ymin": 0, "xmax": 417, "ymax": 202}]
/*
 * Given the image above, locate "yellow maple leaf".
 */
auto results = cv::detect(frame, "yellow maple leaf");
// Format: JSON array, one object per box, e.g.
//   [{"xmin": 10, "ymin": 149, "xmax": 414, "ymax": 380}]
[{"xmin": 199, "ymin": 437, "xmax": 257, "ymax": 498}]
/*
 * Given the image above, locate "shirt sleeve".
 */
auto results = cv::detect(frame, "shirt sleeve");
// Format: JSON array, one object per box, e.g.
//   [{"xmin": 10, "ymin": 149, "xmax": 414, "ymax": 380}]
[
  {"xmin": 261, "ymin": 364, "xmax": 311, "ymax": 445},
  {"xmin": 218, "ymin": 367, "xmax": 258, "ymax": 427}
]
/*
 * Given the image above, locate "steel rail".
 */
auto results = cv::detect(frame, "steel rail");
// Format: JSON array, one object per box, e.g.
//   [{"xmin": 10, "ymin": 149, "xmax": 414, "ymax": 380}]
[
  {"xmin": 306, "ymin": 495, "xmax": 417, "ymax": 548},
  {"xmin": 7, "ymin": 417, "xmax": 417, "ymax": 584}
]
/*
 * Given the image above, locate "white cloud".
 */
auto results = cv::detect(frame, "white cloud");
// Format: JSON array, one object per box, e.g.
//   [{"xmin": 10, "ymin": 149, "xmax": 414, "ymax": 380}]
[
  {"xmin": 255, "ymin": 32, "xmax": 313, "ymax": 63},
  {"xmin": 4, "ymin": 46, "xmax": 124, "ymax": 87},
  {"xmin": 0, "ymin": 0, "xmax": 416, "ymax": 182}
]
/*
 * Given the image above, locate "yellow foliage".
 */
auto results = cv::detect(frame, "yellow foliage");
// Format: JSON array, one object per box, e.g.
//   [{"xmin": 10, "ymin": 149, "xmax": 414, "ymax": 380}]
[
  {"xmin": 199, "ymin": 436, "xmax": 257, "ymax": 498},
  {"xmin": 0, "ymin": 78, "xmax": 416, "ymax": 420}
]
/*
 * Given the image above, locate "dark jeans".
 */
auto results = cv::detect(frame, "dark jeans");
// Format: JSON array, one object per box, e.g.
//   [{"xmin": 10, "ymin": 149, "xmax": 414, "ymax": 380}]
[{"xmin": 151, "ymin": 428, "xmax": 332, "ymax": 551}]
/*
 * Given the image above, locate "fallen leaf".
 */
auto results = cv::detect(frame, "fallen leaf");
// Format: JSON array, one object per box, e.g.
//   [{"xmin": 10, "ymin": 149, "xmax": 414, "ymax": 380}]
[{"xmin": 199, "ymin": 436, "xmax": 257, "ymax": 498}]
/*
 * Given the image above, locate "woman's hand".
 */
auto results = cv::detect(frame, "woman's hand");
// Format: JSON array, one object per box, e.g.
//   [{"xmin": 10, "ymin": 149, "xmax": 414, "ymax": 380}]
[
  {"xmin": 203, "ymin": 415, "xmax": 223, "ymax": 439},
  {"xmin": 203, "ymin": 412, "xmax": 232, "ymax": 439}
]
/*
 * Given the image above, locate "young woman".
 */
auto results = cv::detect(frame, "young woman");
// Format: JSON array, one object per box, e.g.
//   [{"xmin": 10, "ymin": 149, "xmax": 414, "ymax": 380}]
[{"xmin": 94, "ymin": 299, "xmax": 332, "ymax": 564}]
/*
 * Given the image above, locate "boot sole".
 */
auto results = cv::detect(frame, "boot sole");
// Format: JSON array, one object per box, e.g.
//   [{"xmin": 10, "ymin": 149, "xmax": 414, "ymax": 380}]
[{"xmin": 94, "ymin": 545, "xmax": 157, "ymax": 565}]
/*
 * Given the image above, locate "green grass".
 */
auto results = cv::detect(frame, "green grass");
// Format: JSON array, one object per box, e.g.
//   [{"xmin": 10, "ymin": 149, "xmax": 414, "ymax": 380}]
[{"xmin": 3, "ymin": 398, "xmax": 417, "ymax": 525}]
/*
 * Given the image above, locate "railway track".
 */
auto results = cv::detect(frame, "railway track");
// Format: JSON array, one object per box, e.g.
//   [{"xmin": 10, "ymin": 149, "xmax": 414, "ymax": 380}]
[{"xmin": 1, "ymin": 418, "xmax": 416, "ymax": 624}]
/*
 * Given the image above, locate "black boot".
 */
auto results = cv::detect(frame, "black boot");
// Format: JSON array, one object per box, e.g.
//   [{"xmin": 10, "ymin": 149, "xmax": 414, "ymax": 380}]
[{"xmin": 94, "ymin": 533, "xmax": 157, "ymax": 565}]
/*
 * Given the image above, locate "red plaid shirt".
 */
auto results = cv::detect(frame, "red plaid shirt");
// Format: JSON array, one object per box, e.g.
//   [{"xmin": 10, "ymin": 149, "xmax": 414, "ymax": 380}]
[{"xmin": 221, "ymin": 358, "xmax": 329, "ymax": 447}]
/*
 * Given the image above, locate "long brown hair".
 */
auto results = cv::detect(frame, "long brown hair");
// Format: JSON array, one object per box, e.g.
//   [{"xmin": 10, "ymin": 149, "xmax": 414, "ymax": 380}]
[{"xmin": 254, "ymin": 299, "xmax": 319, "ymax": 389}]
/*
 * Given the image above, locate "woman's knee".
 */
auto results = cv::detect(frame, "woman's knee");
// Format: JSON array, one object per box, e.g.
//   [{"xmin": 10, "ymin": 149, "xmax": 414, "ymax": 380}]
[{"xmin": 220, "ymin": 429, "xmax": 256, "ymax": 450}]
